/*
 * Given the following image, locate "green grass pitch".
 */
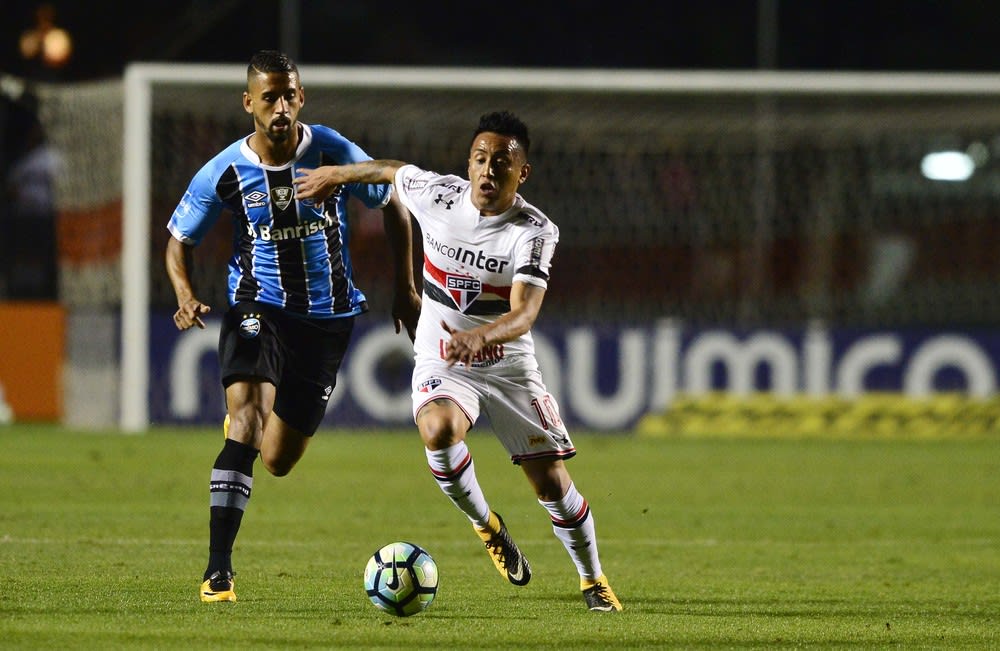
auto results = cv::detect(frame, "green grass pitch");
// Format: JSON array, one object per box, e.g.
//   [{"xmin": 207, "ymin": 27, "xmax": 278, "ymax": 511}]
[{"xmin": 1, "ymin": 424, "xmax": 997, "ymax": 649}]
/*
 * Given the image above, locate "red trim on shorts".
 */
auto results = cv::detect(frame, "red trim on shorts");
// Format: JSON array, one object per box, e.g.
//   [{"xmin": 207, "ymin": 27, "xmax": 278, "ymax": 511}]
[{"xmin": 511, "ymin": 447, "xmax": 577, "ymax": 465}]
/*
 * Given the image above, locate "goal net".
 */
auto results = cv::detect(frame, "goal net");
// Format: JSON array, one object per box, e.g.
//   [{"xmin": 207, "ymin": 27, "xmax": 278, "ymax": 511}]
[{"xmin": 24, "ymin": 66, "xmax": 1000, "ymax": 429}]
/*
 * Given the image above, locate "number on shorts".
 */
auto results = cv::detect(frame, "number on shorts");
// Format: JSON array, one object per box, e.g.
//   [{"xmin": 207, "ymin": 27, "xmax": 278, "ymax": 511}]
[{"xmin": 530, "ymin": 394, "xmax": 563, "ymax": 430}]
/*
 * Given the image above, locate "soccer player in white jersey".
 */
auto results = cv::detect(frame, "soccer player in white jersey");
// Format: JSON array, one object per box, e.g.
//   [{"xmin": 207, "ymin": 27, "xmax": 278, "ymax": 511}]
[{"xmin": 294, "ymin": 111, "xmax": 622, "ymax": 612}]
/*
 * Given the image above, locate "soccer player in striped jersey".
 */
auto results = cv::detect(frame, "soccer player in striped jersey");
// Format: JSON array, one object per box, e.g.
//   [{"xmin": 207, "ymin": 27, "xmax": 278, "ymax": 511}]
[
  {"xmin": 165, "ymin": 50, "xmax": 420, "ymax": 603},
  {"xmin": 294, "ymin": 111, "xmax": 622, "ymax": 612}
]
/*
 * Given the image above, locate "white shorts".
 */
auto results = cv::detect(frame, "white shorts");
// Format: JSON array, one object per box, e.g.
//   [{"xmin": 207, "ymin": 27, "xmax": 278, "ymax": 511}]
[{"xmin": 411, "ymin": 357, "xmax": 575, "ymax": 465}]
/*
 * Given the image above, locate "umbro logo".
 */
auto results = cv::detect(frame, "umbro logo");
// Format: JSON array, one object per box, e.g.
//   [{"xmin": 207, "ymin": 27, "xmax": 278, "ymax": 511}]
[{"xmin": 244, "ymin": 190, "xmax": 267, "ymax": 208}]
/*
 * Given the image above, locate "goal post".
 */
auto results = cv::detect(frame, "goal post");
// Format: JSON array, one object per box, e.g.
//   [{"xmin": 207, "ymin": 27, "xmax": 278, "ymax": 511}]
[
  {"xmin": 119, "ymin": 64, "xmax": 1000, "ymax": 431},
  {"xmin": 121, "ymin": 65, "xmax": 152, "ymax": 432}
]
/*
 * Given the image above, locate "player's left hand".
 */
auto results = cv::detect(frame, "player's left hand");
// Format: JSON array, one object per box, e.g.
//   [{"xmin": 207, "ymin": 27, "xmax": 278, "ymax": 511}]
[{"xmin": 293, "ymin": 166, "xmax": 343, "ymax": 203}]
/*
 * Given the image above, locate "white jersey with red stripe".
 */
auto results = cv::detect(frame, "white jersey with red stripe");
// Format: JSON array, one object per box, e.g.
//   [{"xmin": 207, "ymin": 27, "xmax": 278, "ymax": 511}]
[{"xmin": 393, "ymin": 164, "xmax": 558, "ymax": 369}]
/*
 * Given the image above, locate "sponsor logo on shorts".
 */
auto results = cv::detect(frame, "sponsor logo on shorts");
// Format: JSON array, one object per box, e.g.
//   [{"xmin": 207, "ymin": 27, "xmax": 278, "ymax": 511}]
[
  {"xmin": 321, "ymin": 385, "xmax": 333, "ymax": 402},
  {"xmin": 238, "ymin": 316, "xmax": 261, "ymax": 339},
  {"xmin": 418, "ymin": 378, "xmax": 442, "ymax": 393}
]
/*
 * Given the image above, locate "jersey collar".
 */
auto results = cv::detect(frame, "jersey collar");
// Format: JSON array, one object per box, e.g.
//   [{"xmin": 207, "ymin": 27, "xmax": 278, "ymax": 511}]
[{"xmin": 239, "ymin": 124, "xmax": 313, "ymax": 170}]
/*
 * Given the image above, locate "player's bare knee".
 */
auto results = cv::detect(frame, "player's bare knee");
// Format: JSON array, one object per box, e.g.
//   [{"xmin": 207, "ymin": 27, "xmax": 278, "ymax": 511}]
[
  {"xmin": 228, "ymin": 401, "xmax": 267, "ymax": 437},
  {"xmin": 415, "ymin": 414, "xmax": 447, "ymax": 448},
  {"xmin": 416, "ymin": 401, "xmax": 469, "ymax": 450},
  {"xmin": 269, "ymin": 464, "xmax": 293, "ymax": 478},
  {"xmin": 418, "ymin": 418, "xmax": 460, "ymax": 450},
  {"xmin": 419, "ymin": 423, "xmax": 450, "ymax": 450},
  {"xmin": 260, "ymin": 452, "xmax": 294, "ymax": 477}
]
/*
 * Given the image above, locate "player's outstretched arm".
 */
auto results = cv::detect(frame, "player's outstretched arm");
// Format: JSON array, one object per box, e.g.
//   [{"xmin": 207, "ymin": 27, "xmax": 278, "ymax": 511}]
[
  {"xmin": 294, "ymin": 160, "xmax": 408, "ymax": 202},
  {"xmin": 165, "ymin": 237, "xmax": 210, "ymax": 330}
]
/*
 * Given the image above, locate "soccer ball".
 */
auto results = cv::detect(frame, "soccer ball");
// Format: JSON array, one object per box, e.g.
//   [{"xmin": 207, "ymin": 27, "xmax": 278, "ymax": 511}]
[{"xmin": 363, "ymin": 541, "xmax": 438, "ymax": 616}]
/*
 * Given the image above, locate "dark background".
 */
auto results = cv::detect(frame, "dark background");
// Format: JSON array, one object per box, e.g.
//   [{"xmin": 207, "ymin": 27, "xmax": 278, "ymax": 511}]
[{"xmin": 4, "ymin": 0, "xmax": 1000, "ymax": 82}]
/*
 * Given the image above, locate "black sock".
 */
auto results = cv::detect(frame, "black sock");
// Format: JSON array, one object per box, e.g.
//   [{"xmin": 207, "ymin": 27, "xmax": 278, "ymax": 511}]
[{"xmin": 204, "ymin": 438, "xmax": 259, "ymax": 580}]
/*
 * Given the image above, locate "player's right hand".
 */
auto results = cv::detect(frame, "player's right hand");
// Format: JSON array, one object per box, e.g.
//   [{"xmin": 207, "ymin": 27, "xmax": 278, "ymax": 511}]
[{"xmin": 173, "ymin": 300, "xmax": 210, "ymax": 330}]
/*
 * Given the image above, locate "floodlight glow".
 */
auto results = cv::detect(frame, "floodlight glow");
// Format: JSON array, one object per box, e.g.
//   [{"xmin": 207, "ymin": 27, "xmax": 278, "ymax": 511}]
[{"xmin": 920, "ymin": 151, "xmax": 975, "ymax": 182}]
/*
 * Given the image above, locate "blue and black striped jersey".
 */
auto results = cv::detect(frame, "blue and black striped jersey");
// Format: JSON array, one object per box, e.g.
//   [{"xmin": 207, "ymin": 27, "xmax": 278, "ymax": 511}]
[{"xmin": 167, "ymin": 123, "xmax": 390, "ymax": 319}]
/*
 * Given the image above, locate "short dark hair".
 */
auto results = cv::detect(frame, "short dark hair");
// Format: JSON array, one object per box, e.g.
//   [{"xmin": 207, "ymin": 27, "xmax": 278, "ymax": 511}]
[
  {"xmin": 473, "ymin": 110, "xmax": 530, "ymax": 154},
  {"xmin": 247, "ymin": 50, "xmax": 298, "ymax": 81}
]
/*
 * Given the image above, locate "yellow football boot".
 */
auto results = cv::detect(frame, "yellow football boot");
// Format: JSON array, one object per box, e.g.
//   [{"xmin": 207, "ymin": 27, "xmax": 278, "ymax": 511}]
[
  {"xmin": 581, "ymin": 575, "xmax": 622, "ymax": 612},
  {"xmin": 473, "ymin": 511, "xmax": 531, "ymax": 586},
  {"xmin": 200, "ymin": 570, "xmax": 236, "ymax": 603}
]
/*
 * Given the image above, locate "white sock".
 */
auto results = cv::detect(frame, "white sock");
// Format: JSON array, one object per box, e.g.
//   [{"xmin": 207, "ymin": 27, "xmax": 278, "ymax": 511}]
[
  {"xmin": 425, "ymin": 442, "xmax": 491, "ymax": 528},
  {"xmin": 538, "ymin": 483, "xmax": 603, "ymax": 580}
]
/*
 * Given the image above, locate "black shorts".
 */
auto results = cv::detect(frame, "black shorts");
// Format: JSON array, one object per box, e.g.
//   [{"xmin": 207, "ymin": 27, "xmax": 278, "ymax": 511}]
[{"xmin": 219, "ymin": 301, "xmax": 354, "ymax": 436}]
